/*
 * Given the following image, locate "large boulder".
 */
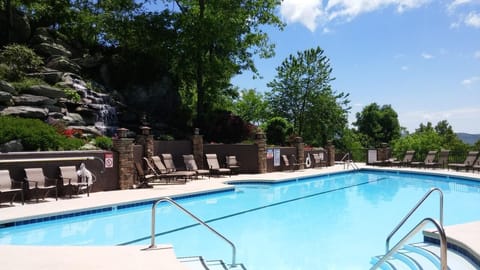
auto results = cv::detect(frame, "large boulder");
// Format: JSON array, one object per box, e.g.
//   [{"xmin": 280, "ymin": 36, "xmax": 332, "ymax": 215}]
[
  {"xmin": 23, "ymin": 85, "xmax": 66, "ymax": 99},
  {"xmin": 0, "ymin": 91, "xmax": 13, "ymax": 105},
  {"xmin": 0, "ymin": 80, "xmax": 16, "ymax": 94},
  {"xmin": 0, "ymin": 106, "xmax": 48, "ymax": 119},
  {"xmin": 63, "ymin": 112, "xmax": 86, "ymax": 126},
  {"xmin": 34, "ymin": 42, "xmax": 72, "ymax": 58},
  {"xmin": 46, "ymin": 56, "xmax": 81, "ymax": 74},
  {"xmin": 0, "ymin": 140, "xmax": 24, "ymax": 153},
  {"xmin": 13, "ymin": 94, "xmax": 56, "ymax": 106}
]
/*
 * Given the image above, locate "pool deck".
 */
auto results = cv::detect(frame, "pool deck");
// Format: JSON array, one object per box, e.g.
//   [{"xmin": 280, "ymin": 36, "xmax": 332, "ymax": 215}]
[{"xmin": 1, "ymin": 164, "xmax": 480, "ymax": 269}]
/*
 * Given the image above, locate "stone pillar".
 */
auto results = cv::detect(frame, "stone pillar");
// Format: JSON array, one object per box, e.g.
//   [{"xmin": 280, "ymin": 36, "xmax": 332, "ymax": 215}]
[
  {"xmin": 255, "ymin": 132, "xmax": 267, "ymax": 174},
  {"xmin": 326, "ymin": 140, "xmax": 335, "ymax": 166},
  {"xmin": 113, "ymin": 128, "xmax": 135, "ymax": 189},
  {"xmin": 192, "ymin": 128, "xmax": 204, "ymax": 169},
  {"xmin": 377, "ymin": 143, "xmax": 390, "ymax": 161},
  {"xmin": 294, "ymin": 137, "xmax": 304, "ymax": 170},
  {"xmin": 137, "ymin": 126, "xmax": 154, "ymax": 159}
]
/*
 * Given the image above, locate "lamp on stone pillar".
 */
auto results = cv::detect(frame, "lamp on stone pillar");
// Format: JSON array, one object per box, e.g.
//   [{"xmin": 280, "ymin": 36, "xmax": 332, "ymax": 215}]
[
  {"xmin": 141, "ymin": 126, "xmax": 151, "ymax": 135},
  {"xmin": 117, "ymin": 128, "xmax": 128, "ymax": 138}
]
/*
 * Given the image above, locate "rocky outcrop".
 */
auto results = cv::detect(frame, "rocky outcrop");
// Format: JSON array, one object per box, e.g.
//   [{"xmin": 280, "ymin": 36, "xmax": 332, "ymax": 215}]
[
  {"xmin": 0, "ymin": 23, "xmax": 120, "ymax": 137},
  {"xmin": 1, "ymin": 106, "xmax": 48, "ymax": 119}
]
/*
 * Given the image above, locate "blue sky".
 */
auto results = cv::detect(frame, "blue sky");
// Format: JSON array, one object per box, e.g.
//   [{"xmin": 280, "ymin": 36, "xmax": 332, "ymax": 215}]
[{"xmin": 231, "ymin": 0, "xmax": 480, "ymax": 134}]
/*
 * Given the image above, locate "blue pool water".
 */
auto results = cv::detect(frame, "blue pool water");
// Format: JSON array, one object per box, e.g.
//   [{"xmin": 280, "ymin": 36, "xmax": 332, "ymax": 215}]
[{"xmin": 1, "ymin": 170, "xmax": 480, "ymax": 269}]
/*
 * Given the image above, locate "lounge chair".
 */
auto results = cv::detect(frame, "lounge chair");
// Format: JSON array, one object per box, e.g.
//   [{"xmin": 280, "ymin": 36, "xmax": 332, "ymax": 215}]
[
  {"xmin": 134, "ymin": 161, "xmax": 158, "ymax": 188},
  {"xmin": 0, "ymin": 170, "xmax": 24, "ymax": 205},
  {"xmin": 205, "ymin": 154, "xmax": 231, "ymax": 176},
  {"xmin": 161, "ymin": 154, "xmax": 197, "ymax": 178},
  {"xmin": 24, "ymin": 168, "xmax": 57, "ymax": 202},
  {"xmin": 183, "ymin": 154, "xmax": 210, "ymax": 178},
  {"xmin": 425, "ymin": 150, "xmax": 450, "ymax": 169},
  {"xmin": 391, "ymin": 150, "xmax": 415, "ymax": 167},
  {"xmin": 59, "ymin": 166, "xmax": 90, "ymax": 198},
  {"xmin": 312, "ymin": 153, "xmax": 326, "ymax": 168},
  {"xmin": 225, "ymin": 155, "xmax": 240, "ymax": 174},
  {"xmin": 448, "ymin": 151, "xmax": 479, "ymax": 171},
  {"xmin": 410, "ymin": 150, "xmax": 437, "ymax": 167},
  {"xmin": 151, "ymin": 156, "xmax": 193, "ymax": 182},
  {"xmin": 473, "ymin": 159, "xmax": 480, "ymax": 173}
]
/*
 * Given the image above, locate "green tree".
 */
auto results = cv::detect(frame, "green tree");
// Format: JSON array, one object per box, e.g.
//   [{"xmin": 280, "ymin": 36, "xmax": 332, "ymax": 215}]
[
  {"xmin": 353, "ymin": 103, "xmax": 401, "ymax": 147},
  {"xmin": 266, "ymin": 46, "xmax": 350, "ymax": 146},
  {"xmin": 233, "ymin": 89, "xmax": 268, "ymax": 125},
  {"xmin": 160, "ymin": 0, "xmax": 284, "ymax": 129}
]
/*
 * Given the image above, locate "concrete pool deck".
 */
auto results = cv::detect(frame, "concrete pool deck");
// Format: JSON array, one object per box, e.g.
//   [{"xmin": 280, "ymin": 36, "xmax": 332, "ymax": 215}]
[{"xmin": 1, "ymin": 164, "xmax": 480, "ymax": 269}]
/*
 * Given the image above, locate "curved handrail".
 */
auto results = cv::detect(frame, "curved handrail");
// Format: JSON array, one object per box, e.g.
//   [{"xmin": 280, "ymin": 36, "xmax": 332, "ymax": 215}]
[
  {"xmin": 386, "ymin": 187, "xmax": 443, "ymax": 252},
  {"xmin": 370, "ymin": 217, "xmax": 447, "ymax": 270},
  {"xmin": 147, "ymin": 197, "xmax": 237, "ymax": 267}
]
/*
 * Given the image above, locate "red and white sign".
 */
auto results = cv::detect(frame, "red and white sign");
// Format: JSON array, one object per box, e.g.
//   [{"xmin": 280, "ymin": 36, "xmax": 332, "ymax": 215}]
[{"xmin": 105, "ymin": 153, "xmax": 114, "ymax": 168}]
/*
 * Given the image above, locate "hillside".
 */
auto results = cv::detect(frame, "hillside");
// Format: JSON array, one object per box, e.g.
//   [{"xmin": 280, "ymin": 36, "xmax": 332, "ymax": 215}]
[{"xmin": 456, "ymin": 133, "xmax": 480, "ymax": 145}]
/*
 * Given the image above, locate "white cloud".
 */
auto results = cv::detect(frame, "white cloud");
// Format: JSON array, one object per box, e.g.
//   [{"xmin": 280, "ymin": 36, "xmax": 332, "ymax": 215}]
[
  {"xmin": 280, "ymin": 0, "xmax": 324, "ymax": 32},
  {"xmin": 461, "ymin": 76, "xmax": 480, "ymax": 86},
  {"xmin": 401, "ymin": 65, "xmax": 409, "ymax": 71},
  {"xmin": 475, "ymin": 50, "xmax": 480, "ymax": 59},
  {"xmin": 421, "ymin": 53, "xmax": 434, "ymax": 59},
  {"xmin": 447, "ymin": 0, "xmax": 473, "ymax": 12},
  {"xmin": 465, "ymin": 11, "xmax": 480, "ymax": 27},
  {"xmin": 280, "ymin": 0, "xmax": 431, "ymax": 32}
]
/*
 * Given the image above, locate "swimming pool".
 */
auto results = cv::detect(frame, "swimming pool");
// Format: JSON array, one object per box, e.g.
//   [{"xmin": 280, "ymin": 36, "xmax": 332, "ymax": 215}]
[{"xmin": 1, "ymin": 170, "xmax": 480, "ymax": 269}]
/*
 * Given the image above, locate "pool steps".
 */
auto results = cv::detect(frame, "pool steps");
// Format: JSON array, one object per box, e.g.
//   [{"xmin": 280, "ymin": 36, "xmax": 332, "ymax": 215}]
[
  {"xmin": 179, "ymin": 256, "xmax": 247, "ymax": 270},
  {"xmin": 371, "ymin": 242, "xmax": 479, "ymax": 270}
]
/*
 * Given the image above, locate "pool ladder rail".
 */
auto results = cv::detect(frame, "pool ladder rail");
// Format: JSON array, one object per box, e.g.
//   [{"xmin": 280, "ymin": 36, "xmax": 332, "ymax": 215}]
[
  {"xmin": 146, "ymin": 197, "xmax": 246, "ymax": 270},
  {"xmin": 370, "ymin": 188, "xmax": 448, "ymax": 270},
  {"xmin": 340, "ymin": 152, "xmax": 360, "ymax": 170}
]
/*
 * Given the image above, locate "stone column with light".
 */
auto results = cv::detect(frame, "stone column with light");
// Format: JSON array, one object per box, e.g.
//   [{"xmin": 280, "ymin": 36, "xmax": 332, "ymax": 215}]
[{"xmin": 113, "ymin": 128, "xmax": 135, "ymax": 189}]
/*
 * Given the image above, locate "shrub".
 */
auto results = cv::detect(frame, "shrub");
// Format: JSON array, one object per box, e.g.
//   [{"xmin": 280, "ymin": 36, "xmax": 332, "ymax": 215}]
[
  {"xmin": 94, "ymin": 136, "xmax": 113, "ymax": 150},
  {"xmin": 264, "ymin": 117, "xmax": 293, "ymax": 146},
  {"xmin": 0, "ymin": 116, "xmax": 84, "ymax": 151},
  {"xmin": 11, "ymin": 77, "xmax": 47, "ymax": 92},
  {"xmin": 0, "ymin": 44, "xmax": 43, "ymax": 81}
]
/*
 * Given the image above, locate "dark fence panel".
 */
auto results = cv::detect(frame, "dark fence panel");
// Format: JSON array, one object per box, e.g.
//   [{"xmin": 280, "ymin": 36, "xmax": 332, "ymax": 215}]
[
  {"xmin": 204, "ymin": 144, "xmax": 258, "ymax": 174},
  {"xmin": 154, "ymin": 140, "xmax": 193, "ymax": 169}
]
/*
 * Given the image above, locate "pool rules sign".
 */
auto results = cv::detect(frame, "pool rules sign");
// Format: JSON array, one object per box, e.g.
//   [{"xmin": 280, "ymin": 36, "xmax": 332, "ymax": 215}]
[{"xmin": 105, "ymin": 153, "xmax": 114, "ymax": 168}]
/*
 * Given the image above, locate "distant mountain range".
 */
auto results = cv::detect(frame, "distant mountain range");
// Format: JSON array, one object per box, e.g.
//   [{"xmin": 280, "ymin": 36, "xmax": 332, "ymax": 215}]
[{"xmin": 456, "ymin": 133, "xmax": 480, "ymax": 145}]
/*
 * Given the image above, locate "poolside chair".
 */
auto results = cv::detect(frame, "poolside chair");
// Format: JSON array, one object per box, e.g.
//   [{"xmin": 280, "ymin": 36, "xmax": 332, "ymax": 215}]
[
  {"xmin": 183, "ymin": 154, "xmax": 210, "ymax": 178},
  {"xmin": 205, "ymin": 154, "xmax": 231, "ymax": 177},
  {"xmin": 0, "ymin": 170, "xmax": 24, "ymax": 205},
  {"xmin": 225, "ymin": 155, "xmax": 240, "ymax": 174},
  {"xmin": 391, "ymin": 150, "xmax": 415, "ymax": 167},
  {"xmin": 59, "ymin": 166, "xmax": 88, "ymax": 198},
  {"xmin": 161, "ymin": 154, "xmax": 196, "ymax": 178},
  {"xmin": 410, "ymin": 150, "xmax": 437, "ymax": 168},
  {"xmin": 134, "ymin": 161, "xmax": 158, "ymax": 188},
  {"xmin": 24, "ymin": 168, "xmax": 57, "ymax": 202},
  {"xmin": 151, "ymin": 156, "xmax": 193, "ymax": 183},
  {"xmin": 448, "ymin": 151, "xmax": 479, "ymax": 171},
  {"xmin": 312, "ymin": 153, "xmax": 326, "ymax": 168},
  {"xmin": 425, "ymin": 150, "xmax": 450, "ymax": 169}
]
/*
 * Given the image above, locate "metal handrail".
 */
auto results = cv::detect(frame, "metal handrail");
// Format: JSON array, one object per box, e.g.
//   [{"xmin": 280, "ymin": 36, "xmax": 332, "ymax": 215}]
[
  {"xmin": 370, "ymin": 217, "xmax": 447, "ymax": 270},
  {"xmin": 147, "ymin": 197, "xmax": 237, "ymax": 267},
  {"xmin": 341, "ymin": 152, "xmax": 359, "ymax": 170},
  {"xmin": 386, "ymin": 187, "xmax": 443, "ymax": 252}
]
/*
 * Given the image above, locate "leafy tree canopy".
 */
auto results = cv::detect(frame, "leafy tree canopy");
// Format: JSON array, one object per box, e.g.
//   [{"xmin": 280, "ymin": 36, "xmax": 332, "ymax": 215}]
[
  {"xmin": 353, "ymin": 103, "xmax": 401, "ymax": 147},
  {"xmin": 266, "ymin": 46, "xmax": 350, "ymax": 146}
]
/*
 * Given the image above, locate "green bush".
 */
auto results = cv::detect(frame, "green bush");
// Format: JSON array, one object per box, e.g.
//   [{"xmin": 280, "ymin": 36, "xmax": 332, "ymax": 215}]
[
  {"xmin": 0, "ymin": 116, "xmax": 85, "ymax": 151},
  {"xmin": 0, "ymin": 44, "xmax": 43, "ymax": 81},
  {"xmin": 11, "ymin": 77, "xmax": 47, "ymax": 92},
  {"xmin": 94, "ymin": 136, "xmax": 113, "ymax": 150},
  {"xmin": 264, "ymin": 117, "xmax": 293, "ymax": 146}
]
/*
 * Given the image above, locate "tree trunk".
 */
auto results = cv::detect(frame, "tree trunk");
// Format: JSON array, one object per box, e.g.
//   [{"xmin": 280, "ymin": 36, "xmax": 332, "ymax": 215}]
[{"xmin": 195, "ymin": 0, "xmax": 206, "ymax": 128}]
